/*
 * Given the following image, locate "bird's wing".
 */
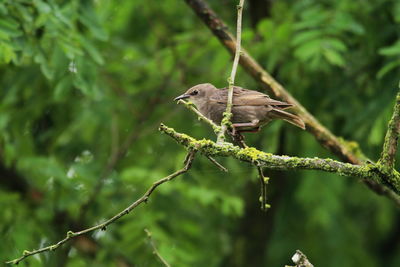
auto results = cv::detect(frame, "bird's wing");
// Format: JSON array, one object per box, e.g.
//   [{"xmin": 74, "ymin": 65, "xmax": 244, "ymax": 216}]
[{"xmin": 210, "ymin": 86, "xmax": 293, "ymax": 108}]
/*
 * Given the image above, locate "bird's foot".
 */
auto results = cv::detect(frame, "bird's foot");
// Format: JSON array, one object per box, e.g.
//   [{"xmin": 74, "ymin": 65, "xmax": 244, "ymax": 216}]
[{"xmin": 228, "ymin": 128, "xmax": 246, "ymax": 147}]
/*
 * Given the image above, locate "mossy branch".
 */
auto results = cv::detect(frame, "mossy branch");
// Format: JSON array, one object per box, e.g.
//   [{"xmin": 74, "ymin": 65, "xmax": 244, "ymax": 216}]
[
  {"xmin": 159, "ymin": 124, "xmax": 400, "ymax": 197},
  {"xmin": 217, "ymin": 0, "xmax": 245, "ymax": 143},
  {"xmin": 177, "ymin": 99, "xmax": 221, "ymax": 134},
  {"xmin": 6, "ymin": 152, "xmax": 196, "ymax": 265},
  {"xmin": 379, "ymin": 89, "xmax": 400, "ymax": 171}
]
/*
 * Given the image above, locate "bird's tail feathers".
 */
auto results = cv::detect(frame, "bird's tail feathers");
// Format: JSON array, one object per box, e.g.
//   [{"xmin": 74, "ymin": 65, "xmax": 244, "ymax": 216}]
[{"xmin": 270, "ymin": 109, "xmax": 306, "ymax": 130}]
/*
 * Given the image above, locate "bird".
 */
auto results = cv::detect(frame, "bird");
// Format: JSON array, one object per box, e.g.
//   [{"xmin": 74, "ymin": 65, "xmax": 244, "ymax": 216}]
[{"xmin": 174, "ymin": 83, "xmax": 305, "ymax": 134}]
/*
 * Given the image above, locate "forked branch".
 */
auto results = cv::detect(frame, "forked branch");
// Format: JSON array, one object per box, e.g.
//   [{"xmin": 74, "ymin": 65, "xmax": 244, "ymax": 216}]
[{"xmin": 159, "ymin": 124, "xmax": 400, "ymax": 197}]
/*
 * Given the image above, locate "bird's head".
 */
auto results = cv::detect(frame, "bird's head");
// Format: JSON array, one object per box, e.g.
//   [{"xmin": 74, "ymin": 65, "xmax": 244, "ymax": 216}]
[{"xmin": 174, "ymin": 83, "xmax": 216, "ymax": 107}]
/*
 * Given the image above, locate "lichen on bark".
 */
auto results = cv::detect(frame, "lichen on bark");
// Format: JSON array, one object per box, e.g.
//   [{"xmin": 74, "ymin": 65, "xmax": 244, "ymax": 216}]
[{"xmin": 159, "ymin": 123, "xmax": 400, "ymax": 194}]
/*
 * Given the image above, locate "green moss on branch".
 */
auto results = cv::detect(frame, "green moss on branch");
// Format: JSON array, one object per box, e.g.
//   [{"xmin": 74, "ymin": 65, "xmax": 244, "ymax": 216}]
[
  {"xmin": 379, "ymin": 91, "xmax": 400, "ymax": 170},
  {"xmin": 177, "ymin": 100, "xmax": 222, "ymax": 134},
  {"xmin": 159, "ymin": 124, "xmax": 400, "ymax": 194}
]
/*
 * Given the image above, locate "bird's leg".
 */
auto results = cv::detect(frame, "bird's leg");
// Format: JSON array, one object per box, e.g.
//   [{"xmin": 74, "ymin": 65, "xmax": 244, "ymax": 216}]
[
  {"xmin": 227, "ymin": 126, "xmax": 247, "ymax": 147},
  {"xmin": 235, "ymin": 133, "xmax": 248, "ymax": 148},
  {"xmin": 228, "ymin": 127, "xmax": 244, "ymax": 143},
  {"xmin": 232, "ymin": 121, "xmax": 259, "ymax": 129},
  {"xmin": 233, "ymin": 120, "xmax": 260, "ymax": 133},
  {"xmin": 237, "ymin": 127, "xmax": 260, "ymax": 133}
]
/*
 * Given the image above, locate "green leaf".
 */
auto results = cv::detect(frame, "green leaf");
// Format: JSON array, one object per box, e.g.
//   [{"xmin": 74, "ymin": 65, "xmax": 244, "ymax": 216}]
[
  {"xmin": 79, "ymin": 3, "xmax": 108, "ymax": 41},
  {"xmin": 80, "ymin": 38, "xmax": 104, "ymax": 65},
  {"xmin": 0, "ymin": 3, "xmax": 8, "ymax": 15},
  {"xmin": 257, "ymin": 19, "xmax": 274, "ymax": 34},
  {"xmin": 322, "ymin": 38, "xmax": 347, "ymax": 52},
  {"xmin": 379, "ymin": 41, "xmax": 400, "ymax": 56},
  {"xmin": 33, "ymin": 0, "xmax": 52, "ymax": 14},
  {"xmin": 292, "ymin": 30, "xmax": 324, "ymax": 46},
  {"xmin": 0, "ymin": 41, "xmax": 16, "ymax": 63},
  {"xmin": 0, "ymin": 18, "xmax": 22, "ymax": 38},
  {"xmin": 34, "ymin": 52, "xmax": 54, "ymax": 79},
  {"xmin": 54, "ymin": 76, "xmax": 72, "ymax": 101},
  {"xmin": 333, "ymin": 12, "xmax": 365, "ymax": 35},
  {"xmin": 295, "ymin": 8, "xmax": 327, "ymax": 30},
  {"xmin": 323, "ymin": 48, "xmax": 345, "ymax": 67},
  {"xmin": 377, "ymin": 59, "xmax": 400, "ymax": 79},
  {"xmin": 294, "ymin": 39, "xmax": 321, "ymax": 61},
  {"xmin": 394, "ymin": 1, "xmax": 400, "ymax": 23}
]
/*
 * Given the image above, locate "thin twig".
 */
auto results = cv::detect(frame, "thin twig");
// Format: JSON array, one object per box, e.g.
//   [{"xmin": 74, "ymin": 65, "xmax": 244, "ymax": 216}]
[
  {"xmin": 379, "ymin": 89, "xmax": 400, "ymax": 170},
  {"xmin": 257, "ymin": 167, "xmax": 270, "ymax": 211},
  {"xmin": 217, "ymin": 0, "xmax": 245, "ymax": 143},
  {"xmin": 144, "ymin": 229, "xmax": 171, "ymax": 267},
  {"xmin": 177, "ymin": 99, "xmax": 221, "ymax": 133},
  {"xmin": 205, "ymin": 155, "xmax": 228, "ymax": 172},
  {"xmin": 6, "ymin": 152, "xmax": 196, "ymax": 265}
]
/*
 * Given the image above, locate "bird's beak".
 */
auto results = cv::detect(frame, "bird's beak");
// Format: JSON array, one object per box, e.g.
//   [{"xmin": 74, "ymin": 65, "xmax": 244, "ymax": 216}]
[{"xmin": 174, "ymin": 94, "xmax": 190, "ymax": 101}]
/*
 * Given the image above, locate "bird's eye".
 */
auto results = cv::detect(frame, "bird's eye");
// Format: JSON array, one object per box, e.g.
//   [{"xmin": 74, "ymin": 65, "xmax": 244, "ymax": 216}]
[{"xmin": 191, "ymin": 90, "xmax": 198, "ymax": 96}]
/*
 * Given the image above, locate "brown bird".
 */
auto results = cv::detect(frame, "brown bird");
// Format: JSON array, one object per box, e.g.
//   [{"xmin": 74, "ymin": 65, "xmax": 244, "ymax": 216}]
[{"xmin": 174, "ymin": 83, "xmax": 305, "ymax": 133}]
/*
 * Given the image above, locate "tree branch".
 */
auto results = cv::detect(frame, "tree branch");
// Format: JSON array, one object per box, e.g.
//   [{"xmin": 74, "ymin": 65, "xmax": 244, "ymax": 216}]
[
  {"xmin": 159, "ymin": 124, "xmax": 400, "ymax": 196},
  {"xmin": 205, "ymin": 155, "xmax": 228, "ymax": 172},
  {"xmin": 6, "ymin": 151, "xmax": 196, "ymax": 265},
  {"xmin": 144, "ymin": 229, "xmax": 171, "ymax": 267},
  {"xmin": 217, "ymin": 0, "xmax": 245, "ymax": 143},
  {"xmin": 177, "ymin": 99, "xmax": 221, "ymax": 133},
  {"xmin": 257, "ymin": 167, "xmax": 270, "ymax": 210},
  {"xmin": 379, "ymin": 89, "xmax": 400, "ymax": 170},
  {"xmin": 183, "ymin": 0, "xmax": 400, "ymax": 204}
]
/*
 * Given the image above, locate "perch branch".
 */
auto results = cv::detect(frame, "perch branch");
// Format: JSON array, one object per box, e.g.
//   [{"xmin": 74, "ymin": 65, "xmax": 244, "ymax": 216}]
[
  {"xmin": 379, "ymin": 89, "xmax": 400, "ymax": 170},
  {"xmin": 177, "ymin": 99, "xmax": 221, "ymax": 133},
  {"xmin": 144, "ymin": 229, "xmax": 171, "ymax": 267},
  {"xmin": 159, "ymin": 124, "xmax": 400, "ymax": 197},
  {"xmin": 217, "ymin": 0, "xmax": 245, "ymax": 143},
  {"xmin": 6, "ymin": 151, "xmax": 196, "ymax": 265},
  {"xmin": 183, "ymin": 0, "xmax": 400, "ymax": 204}
]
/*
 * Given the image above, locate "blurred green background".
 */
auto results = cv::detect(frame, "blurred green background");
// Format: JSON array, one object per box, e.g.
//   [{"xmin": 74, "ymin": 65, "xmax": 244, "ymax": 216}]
[{"xmin": 1, "ymin": 0, "xmax": 400, "ymax": 266}]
